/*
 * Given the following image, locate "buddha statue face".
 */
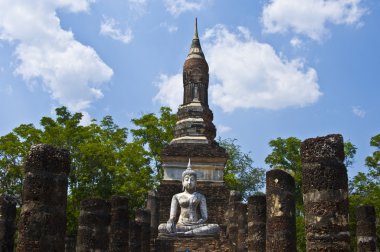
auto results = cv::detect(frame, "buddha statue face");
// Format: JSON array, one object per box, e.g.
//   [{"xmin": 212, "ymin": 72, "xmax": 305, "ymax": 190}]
[{"xmin": 182, "ymin": 174, "xmax": 196, "ymax": 192}]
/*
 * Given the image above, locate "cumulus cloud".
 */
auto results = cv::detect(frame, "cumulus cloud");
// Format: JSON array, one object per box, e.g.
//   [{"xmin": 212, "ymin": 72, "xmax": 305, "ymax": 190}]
[
  {"xmin": 153, "ymin": 73, "xmax": 182, "ymax": 110},
  {"xmin": 262, "ymin": 0, "xmax": 367, "ymax": 40},
  {"xmin": 0, "ymin": 0, "xmax": 113, "ymax": 113},
  {"xmin": 100, "ymin": 16, "xmax": 133, "ymax": 44},
  {"xmin": 164, "ymin": 0, "xmax": 207, "ymax": 16},
  {"xmin": 203, "ymin": 25, "xmax": 322, "ymax": 112},
  {"xmin": 352, "ymin": 106, "xmax": 366, "ymax": 118}
]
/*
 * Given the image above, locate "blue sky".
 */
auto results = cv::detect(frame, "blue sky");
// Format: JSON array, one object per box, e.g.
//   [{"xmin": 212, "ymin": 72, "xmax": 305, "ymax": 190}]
[{"xmin": 0, "ymin": 0, "xmax": 379, "ymax": 178}]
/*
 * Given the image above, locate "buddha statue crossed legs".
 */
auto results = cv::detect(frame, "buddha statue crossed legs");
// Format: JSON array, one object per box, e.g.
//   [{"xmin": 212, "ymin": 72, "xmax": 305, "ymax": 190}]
[{"xmin": 158, "ymin": 160, "xmax": 220, "ymax": 236}]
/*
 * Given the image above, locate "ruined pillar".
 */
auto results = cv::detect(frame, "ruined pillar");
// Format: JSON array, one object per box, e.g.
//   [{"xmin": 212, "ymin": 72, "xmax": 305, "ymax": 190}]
[
  {"xmin": 16, "ymin": 144, "xmax": 70, "ymax": 252},
  {"xmin": 227, "ymin": 190, "xmax": 242, "ymax": 252},
  {"xmin": 76, "ymin": 198, "xmax": 111, "ymax": 252},
  {"xmin": 356, "ymin": 205, "xmax": 377, "ymax": 252},
  {"xmin": 108, "ymin": 196, "xmax": 129, "ymax": 252},
  {"xmin": 247, "ymin": 194, "xmax": 266, "ymax": 252},
  {"xmin": 129, "ymin": 220, "xmax": 141, "ymax": 252},
  {"xmin": 237, "ymin": 203, "xmax": 247, "ymax": 252},
  {"xmin": 136, "ymin": 209, "xmax": 151, "ymax": 252},
  {"xmin": 65, "ymin": 235, "xmax": 76, "ymax": 252},
  {"xmin": 0, "ymin": 195, "xmax": 16, "ymax": 251},
  {"xmin": 147, "ymin": 190, "xmax": 159, "ymax": 239},
  {"xmin": 301, "ymin": 134, "xmax": 350, "ymax": 251},
  {"xmin": 266, "ymin": 169, "xmax": 296, "ymax": 252}
]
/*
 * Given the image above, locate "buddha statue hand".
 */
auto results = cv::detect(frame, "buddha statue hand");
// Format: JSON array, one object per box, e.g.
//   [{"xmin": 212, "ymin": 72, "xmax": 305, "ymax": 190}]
[
  {"xmin": 196, "ymin": 218, "xmax": 205, "ymax": 224},
  {"xmin": 166, "ymin": 219, "xmax": 176, "ymax": 233}
]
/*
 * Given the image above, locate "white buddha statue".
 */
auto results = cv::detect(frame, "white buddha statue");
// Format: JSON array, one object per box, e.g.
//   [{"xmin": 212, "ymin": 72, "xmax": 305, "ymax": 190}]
[{"xmin": 158, "ymin": 160, "xmax": 220, "ymax": 236}]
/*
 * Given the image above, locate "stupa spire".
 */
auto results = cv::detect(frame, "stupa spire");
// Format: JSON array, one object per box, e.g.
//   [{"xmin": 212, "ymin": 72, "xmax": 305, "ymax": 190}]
[{"xmin": 187, "ymin": 17, "xmax": 204, "ymax": 59}]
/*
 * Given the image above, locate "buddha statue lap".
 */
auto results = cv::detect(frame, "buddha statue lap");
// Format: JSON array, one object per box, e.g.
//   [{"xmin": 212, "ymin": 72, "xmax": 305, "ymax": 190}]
[{"xmin": 158, "ymin": 160, "xmax": 220, "ymax": 237}]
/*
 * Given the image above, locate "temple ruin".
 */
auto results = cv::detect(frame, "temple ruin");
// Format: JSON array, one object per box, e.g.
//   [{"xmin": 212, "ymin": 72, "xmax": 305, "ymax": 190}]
[{"xmin": 0, "ymin": 19, "xmax": 378, "ymax": 252}]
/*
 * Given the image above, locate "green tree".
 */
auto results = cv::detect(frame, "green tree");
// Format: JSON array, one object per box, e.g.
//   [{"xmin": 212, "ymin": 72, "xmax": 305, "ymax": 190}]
[
  {"xmin": 131, "ymin": 107, "xmax": 176, "ymax": 181},
  {"xmin": 219, "ymin": 138, "xmax": 265, "ymax": 199}
]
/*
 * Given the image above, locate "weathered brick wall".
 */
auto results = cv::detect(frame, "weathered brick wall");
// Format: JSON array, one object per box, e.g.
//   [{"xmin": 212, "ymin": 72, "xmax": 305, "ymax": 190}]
[{"xmin": 155, "ymin": 236, "xmax": 230, "ymax": 252}]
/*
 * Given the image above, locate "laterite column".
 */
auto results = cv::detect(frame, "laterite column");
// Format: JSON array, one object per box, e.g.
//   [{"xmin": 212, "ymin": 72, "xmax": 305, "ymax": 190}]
[
  {"xmin": 266, "ymin": 169, "xmax": 296, "ymax": 252},
  {"xmin": 147, "ymin": 190, "xmax": 159, "ymax": 239},
  {"xmin": 76, "ymin": 199, "xmax": 111, "ymax": 252},
  {"xmin": 227, "ymin": 190, "xmax": 241, "ymax": 252},
  {"xmin": 0, "ymin": 195, "xmax": 16, "ymax": 251},
  {"xmin": 301, "ymin": 134, "xmax": 350, "ymax": 251},
  {"xmin": 247, "ymin": 194, "xmax": 266, "ymax": 252},
  {"xmin": 17, "ymin": 144, "xmax": 70, "ymax": 252},
  {"xmin": 136, "ymin": 209, "xmax": 151, "ymax": 252},
  {"xmin": 109, "ymin": 196, "xmax": 129, "ymax": 252},
  {"xmin": 356, "ymin": 205, "xmax": 377, "ymax": 252}
]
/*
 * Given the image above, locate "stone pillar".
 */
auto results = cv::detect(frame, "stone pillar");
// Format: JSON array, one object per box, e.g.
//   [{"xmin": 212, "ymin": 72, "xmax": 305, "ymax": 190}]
[
  {"xmin": 136, "ymin": 209, "xmax": 151, "ymax": 252},
  {"xmin": 247, "ymin": 194, "xmax": 266, "ymax": 252},
  {"xmin": 65, "ymin": 235, "xmax": 76, "ymax": 252},
  {"xmin": 129, "ymin": 221, "xmax": 141, "ymax": 252},
  {"xmin": 0, "ymin": 195, "xmax": 16, "ymax": 251},
  {"xmin": 356, "ymin": 205, "xmax": 377, "ymax": 252},
  {"xmin": 301, "ymin": 134, "xmax": 350, "ymax": 251},
  {"xmin": 108, "ymin": 196, "xmax": 129, "ymax": 252},
  {"xmin": 147, "ymin": 190, "xmax": 159, "ymax": 239},
  {"xmin": 266, "ymin": 169, "xmax": 296, "ymax": 252},
  {"xmin": 237, "ymin": 203, "xmax": 247, "ymax": 252},
  {"xmin": 76, "ymin": 199, "xmax": 111, "ymax": 252},
  {"xmin": 16, "ymin": 144, "xmax": 70, "ymax": 252},
  {"xmin": 227, "ymin": 190, "xmax": 243, "ymax": 252}
]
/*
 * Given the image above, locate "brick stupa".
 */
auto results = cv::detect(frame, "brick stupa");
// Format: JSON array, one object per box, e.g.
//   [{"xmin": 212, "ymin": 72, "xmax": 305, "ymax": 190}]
[{"xmin": 157, "ymin": 18, "xmax": 229, "ymax": 228}]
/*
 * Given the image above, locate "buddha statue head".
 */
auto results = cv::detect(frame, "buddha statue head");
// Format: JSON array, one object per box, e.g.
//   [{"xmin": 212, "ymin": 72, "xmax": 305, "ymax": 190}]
[{"xmin": 182, "ymin": 159, "xmax": 197, "ymax": 192}]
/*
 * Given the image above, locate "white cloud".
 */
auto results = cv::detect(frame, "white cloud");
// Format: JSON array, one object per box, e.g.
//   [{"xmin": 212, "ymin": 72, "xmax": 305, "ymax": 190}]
[
  {"xmin": 217, "ymin": 125, "xmax": 232, "ymax": 133},
  {"xmin": 352, "ymin": 106, "xmax": 366, "ymax": 118},
  {"xmin": 153, "ymin": 74, "xmax": 182, "ymax": 111},
  {"xmin": 0, "ymin": 0, "xmax": 113, "ymax": 114},
  {"xmin": 290, "ymin": 37, "xmax": 303, "ymax": 48},
  {"xmin": 203, "ymin": 25, "xmax": 322, "ymax": 112},
  {"xmin": 262, "ymin": 0, "xmax": 367, "ymax": 40},
  {"xmin": 160, "ymin": 22, "xmax": 179, "ymax": 33},
  {"xmin": 100, "ymin": 16, "xmax": 133, "ymax": 44},
  {"xmin": 164, "ymin": 0, "xmax": 207, "ymax": 16}
]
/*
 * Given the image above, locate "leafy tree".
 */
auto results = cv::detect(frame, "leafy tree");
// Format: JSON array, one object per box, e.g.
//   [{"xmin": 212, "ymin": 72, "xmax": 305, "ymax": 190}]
[
  {"xmin": 219, "ymin": 138, "xmax": 265, "ymax": 199},
  {"xmin": 131, "ymin": 107, "xmax": 176, "ymax": 181}
]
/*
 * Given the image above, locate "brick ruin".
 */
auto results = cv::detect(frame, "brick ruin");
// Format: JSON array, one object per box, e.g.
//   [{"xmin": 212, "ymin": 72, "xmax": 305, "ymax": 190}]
[{"xmin": 0, "ymin": 20, "xmax": 378, "ymax": 252}]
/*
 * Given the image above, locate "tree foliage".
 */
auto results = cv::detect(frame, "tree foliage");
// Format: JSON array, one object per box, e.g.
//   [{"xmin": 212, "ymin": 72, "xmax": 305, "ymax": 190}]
[{"xmin": 219, "ymin": 138, "xmax": 265, "ymax": 199}]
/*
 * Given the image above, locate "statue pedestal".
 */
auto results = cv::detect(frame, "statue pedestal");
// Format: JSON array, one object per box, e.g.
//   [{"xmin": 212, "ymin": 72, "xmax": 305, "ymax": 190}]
[{"xmin": 155, "ymin": 236, "xmax": 229, "ymax": 252}]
